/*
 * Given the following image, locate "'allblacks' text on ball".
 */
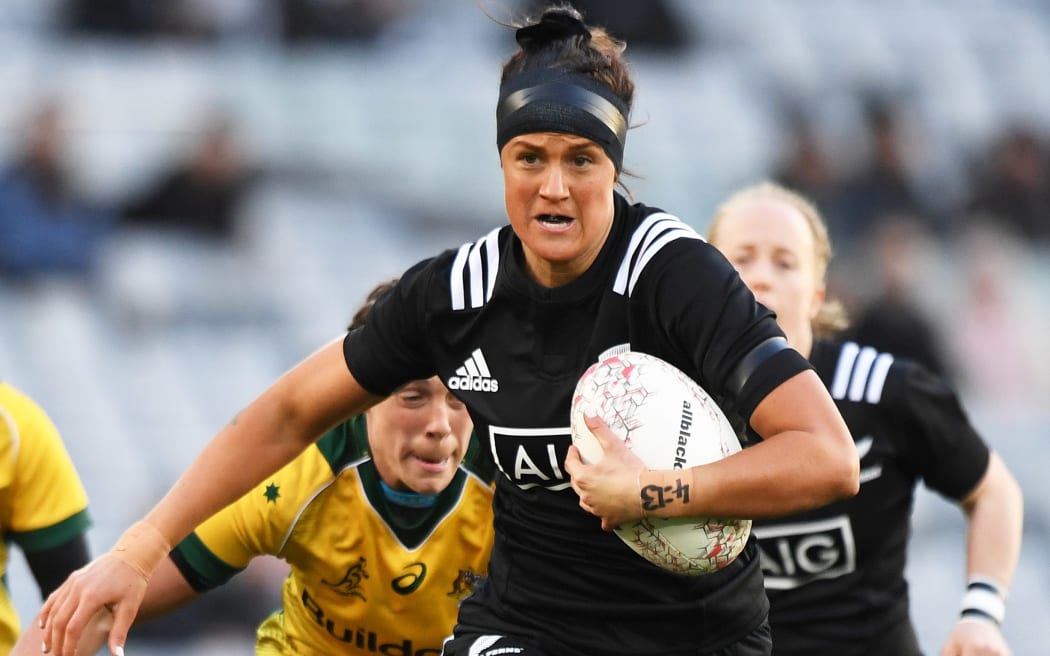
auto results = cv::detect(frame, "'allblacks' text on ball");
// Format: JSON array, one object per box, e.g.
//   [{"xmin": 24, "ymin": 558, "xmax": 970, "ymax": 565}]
[{"xmin": 570, "ymin": 350, "xmax": 751, "ymax": 576}]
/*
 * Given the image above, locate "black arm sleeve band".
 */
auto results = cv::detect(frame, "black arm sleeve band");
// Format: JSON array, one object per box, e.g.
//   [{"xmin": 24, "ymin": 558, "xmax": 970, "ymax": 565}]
[
  {"xmin": 735, "ymin": 346, "xmax": 814, "ymax": 422},
  {"xmin": 727, "ymin": 336, "xmax": 791, "ymax": 396},
  {"xmin": 24, "ymin": 534, "xmax": 91, "ymax": 598}
]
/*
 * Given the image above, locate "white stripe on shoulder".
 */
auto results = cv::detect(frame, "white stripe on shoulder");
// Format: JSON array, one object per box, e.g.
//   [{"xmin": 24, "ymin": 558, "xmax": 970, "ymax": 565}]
[
  {"xmin": 830, "ymin": 341, "xmax": 894, "ymax": 404},
  {"xmin": 450, "ymin": 227, "xmax": 502, "ymax": 311},
  {"xmin": 830, "ymin": 342, "xmax": 860, "ymax": 400},
  {"xmin": 866, "ymin": 352, "xmax": 894, "ymax": 403},
  {"xmin": 848, "ymin": 346, "xmax": 878, "ymax": 402},
  {"xmin": 450, "ymin": 243, "xmax": 471, "ymax": 310},
  {"xmin": 613, "ymin": 212, "xmax": 703, "ymax": 296}
]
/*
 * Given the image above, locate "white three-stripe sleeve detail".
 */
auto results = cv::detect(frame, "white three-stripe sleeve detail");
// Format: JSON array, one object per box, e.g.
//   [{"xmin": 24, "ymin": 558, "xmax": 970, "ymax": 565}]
[
  {"xmin": 848, "ymin": 347, "xmax": 878, "ymax": 402},
  {"xmin": 628, "ymin": 228, "xmax": 704, "ymax": 295},
  {"xmin": 615, "ymin": 213, "xmax": 702, "ymax": 296},
  {"xmin": 483, "ymin": 227, "xmax": 500, "ymax": 303},
  {"xmin": 467, "ymin": 239, "xmax": 485, "ymax": 308},
  {"xmin": 613, "ymin": 212, "xmax": 678, "ymax": 294},
  {"xmin": 450, "ymin": 243, "xmax": 472, "ymax": 311},
  {"xmin": 450, "ymin": 227, "xmax": 501, "ymax": 311},
  {"xmin": 865, "ymin": 353, "xmax": 894, "ymax": 404},
  {"xmin": 830, "ymin": 342, "xmax": 860, "ymax": 400}
]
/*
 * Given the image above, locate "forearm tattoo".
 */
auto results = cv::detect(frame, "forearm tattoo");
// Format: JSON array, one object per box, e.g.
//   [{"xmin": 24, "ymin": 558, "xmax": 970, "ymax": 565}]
[{"xmin": 640, "ymin": 478, "xmax": 690, "ymax": 512}]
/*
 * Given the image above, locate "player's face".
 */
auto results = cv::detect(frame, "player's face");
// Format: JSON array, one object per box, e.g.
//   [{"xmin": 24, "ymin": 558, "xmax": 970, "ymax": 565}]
[
  {"xmin": 501, "ymin": 132, "xmax": 616, "ymax": 287},
  {"xmin": 710, "ymin": 197, "xmax": 825, "ymax": 357},
  {"xmin": 366, "ymin": 376, "xmax": 472, "ymax": 496}
]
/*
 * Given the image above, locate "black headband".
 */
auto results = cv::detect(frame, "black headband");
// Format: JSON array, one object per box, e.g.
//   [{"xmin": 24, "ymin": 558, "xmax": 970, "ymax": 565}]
[{"xmin": 496, "ymin": 69, "xmax": 629, "ymax": 171}]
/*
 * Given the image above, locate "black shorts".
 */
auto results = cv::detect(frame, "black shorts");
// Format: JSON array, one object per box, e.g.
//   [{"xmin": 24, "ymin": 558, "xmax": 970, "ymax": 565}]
[{"xmin": 441, "ymin": 619, "xmax": 773, "ymax": 656}]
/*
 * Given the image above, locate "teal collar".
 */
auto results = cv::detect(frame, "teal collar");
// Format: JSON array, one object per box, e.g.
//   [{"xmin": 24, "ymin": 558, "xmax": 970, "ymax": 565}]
[{"xmin": 379, "ymin": 479, "xmax": 438, "ymax": 508}]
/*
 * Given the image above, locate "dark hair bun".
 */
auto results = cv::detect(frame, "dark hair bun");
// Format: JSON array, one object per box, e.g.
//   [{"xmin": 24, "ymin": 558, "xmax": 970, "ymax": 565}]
[{"xmin": 516, "ymin": 8, "xmax": 591, "ymax": 50}]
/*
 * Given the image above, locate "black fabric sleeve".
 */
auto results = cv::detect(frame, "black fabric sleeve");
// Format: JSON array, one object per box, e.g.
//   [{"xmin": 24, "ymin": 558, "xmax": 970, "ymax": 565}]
[
  {"xmin": 734, "ymin": 346, "xmax": 814, "ymax": 421},
  {"xmin": 886, "ymin": 360, "xmax": 990, "ymax": 500},
  {"xmin": 343, "ymin": 256, "xmax": 438, "ymax": 396},
  {"xmin": 24, "ymin": 534, "xmax": 91, "ymax": 598}
]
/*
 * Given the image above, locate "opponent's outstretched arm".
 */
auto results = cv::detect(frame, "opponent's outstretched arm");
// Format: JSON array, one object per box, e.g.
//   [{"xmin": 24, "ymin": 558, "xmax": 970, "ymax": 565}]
[
  {"xmin": 38, "ymin": 339, "xmax": 380, "ymax": 656},
  {"xmin": 16, "ymin": 556, "xmax": 198, "ymax": 655}
]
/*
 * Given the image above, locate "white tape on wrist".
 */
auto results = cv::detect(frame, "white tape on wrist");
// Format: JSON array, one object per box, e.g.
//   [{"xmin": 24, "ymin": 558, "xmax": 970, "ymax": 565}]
[{"xmin": 959, "ymin": 578, "xmax": 1007, "ymax": 626}]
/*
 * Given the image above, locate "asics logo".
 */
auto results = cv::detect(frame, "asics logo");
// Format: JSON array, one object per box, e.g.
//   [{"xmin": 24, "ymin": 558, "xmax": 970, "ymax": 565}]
[{"xmin": 449, "ymin": 348, "xmax": 499, "ymax": 393}]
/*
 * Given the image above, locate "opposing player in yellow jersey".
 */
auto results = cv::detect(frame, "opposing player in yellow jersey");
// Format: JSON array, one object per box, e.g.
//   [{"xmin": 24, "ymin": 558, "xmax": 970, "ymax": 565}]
[
  {"xmin": 18, "ymin": 280, "xmax": 494, "ymax": 656},
  {"xmin": 0, "ymin": 380, "xmax": 91, "ymax": 653}
]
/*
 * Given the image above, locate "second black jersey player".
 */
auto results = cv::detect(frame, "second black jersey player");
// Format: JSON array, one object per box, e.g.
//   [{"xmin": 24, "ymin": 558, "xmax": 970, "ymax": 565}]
[{"xmin": 709, "ymin": 181, "xmax": 1023, "ymax": 656}]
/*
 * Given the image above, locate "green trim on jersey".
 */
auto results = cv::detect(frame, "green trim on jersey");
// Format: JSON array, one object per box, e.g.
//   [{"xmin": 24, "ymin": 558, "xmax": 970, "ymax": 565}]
[
  {"xmin": 176, "ymin": 531, "xmax": 243, "ymax": 588},
  {"xmin": 358, "ymin": 460, "xmax": 468, "ymax": 550},
  {"xmin": 7, "ymin": 508, "xmax": 91, "ymax": 552},
  {"xmin": 314, "ymin": 416, "xmax": 366, "ymax": 473}
]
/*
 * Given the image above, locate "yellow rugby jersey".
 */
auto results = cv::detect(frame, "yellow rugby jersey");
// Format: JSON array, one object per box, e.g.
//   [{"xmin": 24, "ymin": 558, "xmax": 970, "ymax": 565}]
[
  {"xmin": 0, "ymin": 382, "xmax": 90, "ymax": 652},
  {"xmin": 171, "ymin": 415, "xmax": 495, "ymax": 656}
]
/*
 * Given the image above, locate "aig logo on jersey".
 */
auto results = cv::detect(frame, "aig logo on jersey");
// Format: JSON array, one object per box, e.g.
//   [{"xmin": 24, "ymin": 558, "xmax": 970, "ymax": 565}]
[
  {"xmin": 754, "ymin": 515, "xmax": 857, "ymax": 590},
  {"xmin": 488, "ymin": 425, "xmax": 572, "ymax": 491},
  {"xmin": 448, "ymin": 348, "xmax": 499, "ymax": 393}
]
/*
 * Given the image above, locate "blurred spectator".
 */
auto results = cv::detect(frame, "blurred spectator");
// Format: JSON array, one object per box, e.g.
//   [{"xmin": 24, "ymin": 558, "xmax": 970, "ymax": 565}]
[
  {"xmin": 948, "ymin": 224, "xmax": 1048, "ymax": 409},
  {"xmin": 280, "ymin": 0, "xmax": 415, "ymax": 45},
  {"xmin": 773, "ymin": 113, "xmax": 844, "ymax": 230},
  {"xmin": 61, "ymin": 0, "xmax": 162, "ymax": 37},
  {"xmin": 842, "ymin": 218, "xmax": 951, "ymax": 377},
  {"xmin": 966, "ymin": 126, "xmax": 1050, "ymax": 246},
  {"xmin": 519, "ymin": 0, "xmax": 693, "ymax": 52},
  {"xmin": 119, "ymin": 113, "xmax": 257, "ymax": 241},
  {"xmin": 62, "ymin": 0, "xmax": 280, "ymax": 42},
  {"xmin": 0, "ymin": 101, "xmax": 114, "ymax": 281},
  {"xmin": 833, "ymin": 97, "xmax": 935, "ymax": 252}
]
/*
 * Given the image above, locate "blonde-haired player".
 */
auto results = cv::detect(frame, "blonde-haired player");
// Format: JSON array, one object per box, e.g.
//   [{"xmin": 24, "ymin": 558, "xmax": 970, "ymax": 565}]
[{"xmin": 708, "ymin": 181, "xmax": 1024, "ymax": 656}]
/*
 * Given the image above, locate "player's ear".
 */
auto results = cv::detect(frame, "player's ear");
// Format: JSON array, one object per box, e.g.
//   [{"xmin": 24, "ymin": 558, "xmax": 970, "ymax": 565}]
[{"xmin": 809, "ymin": 282, "xmax": 826, "ymax": 320}]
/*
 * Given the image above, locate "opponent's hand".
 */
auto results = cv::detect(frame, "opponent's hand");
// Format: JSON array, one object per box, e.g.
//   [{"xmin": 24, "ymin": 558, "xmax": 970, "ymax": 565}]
[
  {"xmin": 564, "ymin": 413, "xmax": 647, "ymax": 531},
  {"xmin": 39, "ymin": 554, "xmax": 146, "ymax": 656},
  {"xmin": 11, "ymin": 602, "xmax": 111, "ymax": 656},
  {"xmin": 940, "ymin": 619, "xmax": 1011, "ymax": 656}
]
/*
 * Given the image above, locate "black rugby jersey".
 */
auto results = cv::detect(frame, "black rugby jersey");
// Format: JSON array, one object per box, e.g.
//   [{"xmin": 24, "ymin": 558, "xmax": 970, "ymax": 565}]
[
  {"xmin": 754, "ymin": 339, "xmax": 991, "ymax": 656},
  {"xmin": 344, "ymin": 194, "xmax": 810, "ymax": 655}
]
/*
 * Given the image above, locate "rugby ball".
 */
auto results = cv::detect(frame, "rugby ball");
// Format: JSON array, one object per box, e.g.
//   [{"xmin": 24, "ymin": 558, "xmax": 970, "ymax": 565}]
[{"xmin": 570, "ymin": 350, "xmax": 751, "ymax": 576}]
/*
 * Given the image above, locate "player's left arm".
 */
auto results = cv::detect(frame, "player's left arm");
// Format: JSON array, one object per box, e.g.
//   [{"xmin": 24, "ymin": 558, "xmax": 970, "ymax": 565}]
[{"xmin": 940, "ymin": 450, "xmax": 1023, "ymax": 656}]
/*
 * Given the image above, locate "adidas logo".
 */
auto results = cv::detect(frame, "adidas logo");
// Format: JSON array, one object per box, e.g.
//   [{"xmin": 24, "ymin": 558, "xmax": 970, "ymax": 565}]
[{"xmin": 449, "ymin": 348, "xmax": 499, "ymax": 393}]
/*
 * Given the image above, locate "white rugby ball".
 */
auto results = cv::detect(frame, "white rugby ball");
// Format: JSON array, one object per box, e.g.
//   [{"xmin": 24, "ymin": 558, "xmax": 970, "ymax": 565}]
[{"xmin": 570, "ymin": 350, "xmax": 751, "ymax": 576}]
